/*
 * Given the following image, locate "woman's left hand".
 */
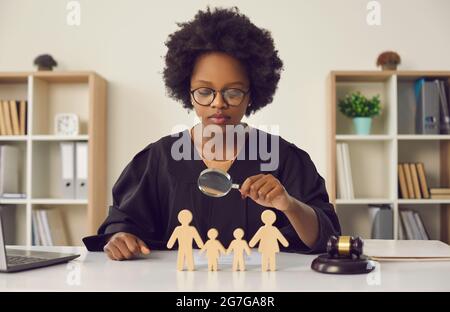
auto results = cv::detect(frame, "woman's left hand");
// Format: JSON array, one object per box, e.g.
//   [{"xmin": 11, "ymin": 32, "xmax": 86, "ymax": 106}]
[{"xmin": 240, "ymin": 174, "xmax": 293, "ymax": 211}]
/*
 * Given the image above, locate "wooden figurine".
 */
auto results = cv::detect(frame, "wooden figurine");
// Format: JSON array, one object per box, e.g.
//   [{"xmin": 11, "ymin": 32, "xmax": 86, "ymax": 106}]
[
  {"xmin": 167, "ymin": 209, "xmax": 204, "ymax": 271},
  {"xmin": 200, "ymin": 228, "xmax": 226, "ymax": 271},
  {"xmin": 249, "ymin": 210, "xmax": 289, "ymax": 272},
  {"xmin": 226, "ymin": 228, "xmax": 251, "ymax": 271}
]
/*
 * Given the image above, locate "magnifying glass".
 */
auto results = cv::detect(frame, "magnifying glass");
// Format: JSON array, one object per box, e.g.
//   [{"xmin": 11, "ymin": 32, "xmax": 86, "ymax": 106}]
[{"xmin": 197, "ymin": 168, "xmax": 240, "ymax": 197}]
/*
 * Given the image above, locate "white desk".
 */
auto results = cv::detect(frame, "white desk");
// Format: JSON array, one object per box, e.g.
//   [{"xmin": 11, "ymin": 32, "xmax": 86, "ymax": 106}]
[{"xmin": 2, "ymin": 243, "xmax": 450, "ymax": 292}]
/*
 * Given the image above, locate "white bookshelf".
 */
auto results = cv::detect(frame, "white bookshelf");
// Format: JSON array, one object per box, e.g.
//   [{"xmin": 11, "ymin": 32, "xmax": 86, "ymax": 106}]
[
  {"xmin": 329, "ymin": 71, "xmax": 450, "ymax": 243},
  {"xmin": 0, "ymin": 71, "xmax": 107, "ymax": 246}
]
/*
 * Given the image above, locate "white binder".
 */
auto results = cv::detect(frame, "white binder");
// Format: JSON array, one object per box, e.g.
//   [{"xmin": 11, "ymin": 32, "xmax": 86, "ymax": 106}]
[
  {"xmin": 75, "ymin": 142, "xmax": 88, "ymax": 199},
  {"xmin": 60, "ymin": 142, "xmax": 75, "ymax": 198}
]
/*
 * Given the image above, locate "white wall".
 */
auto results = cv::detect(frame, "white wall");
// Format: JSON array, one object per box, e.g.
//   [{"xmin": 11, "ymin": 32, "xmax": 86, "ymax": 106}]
[{"xmin": 1, "ymin": 0, "xmax": 450, "ymax": 205}]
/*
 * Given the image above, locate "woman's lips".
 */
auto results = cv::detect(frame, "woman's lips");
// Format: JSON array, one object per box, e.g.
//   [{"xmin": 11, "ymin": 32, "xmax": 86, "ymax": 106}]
[{"xmin": 209, "ymin": 115, "xmax": 230, "ymax": 124}]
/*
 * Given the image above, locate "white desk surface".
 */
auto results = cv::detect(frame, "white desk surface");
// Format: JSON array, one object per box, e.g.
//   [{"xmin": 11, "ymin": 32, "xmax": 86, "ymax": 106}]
[{"xmin": 2, "ymin": 241, "xmax": 450, "ymax": 292}]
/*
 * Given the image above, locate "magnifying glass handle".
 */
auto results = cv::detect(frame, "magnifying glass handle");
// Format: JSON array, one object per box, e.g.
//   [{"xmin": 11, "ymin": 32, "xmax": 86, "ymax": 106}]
[{"xmin": 231, "ymin": 183, "xmax": 240, "ymax": 189}]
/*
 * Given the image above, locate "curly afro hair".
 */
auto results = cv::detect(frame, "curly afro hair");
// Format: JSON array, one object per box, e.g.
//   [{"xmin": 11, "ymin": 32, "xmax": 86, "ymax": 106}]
[{"xmin": 163, "ymin": 6, "xmax": 283, "ymax": 116}]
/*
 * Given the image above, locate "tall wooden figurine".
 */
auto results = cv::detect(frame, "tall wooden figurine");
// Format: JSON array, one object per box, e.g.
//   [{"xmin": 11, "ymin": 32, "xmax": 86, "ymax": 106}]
[
  {"xmin": 227, "ymin": 228, "xmax": 251, "ymax": 271},
  {"xmin": 200, "ymin": 228, "xmax": 226, "ymax": 271},
  {"xmin": 249, "ymin": 210, "xmax": 289, "ymax": 271},
  {"xmin": 167, "ymin": 209, "xmax": 204, "ymax": 271}
]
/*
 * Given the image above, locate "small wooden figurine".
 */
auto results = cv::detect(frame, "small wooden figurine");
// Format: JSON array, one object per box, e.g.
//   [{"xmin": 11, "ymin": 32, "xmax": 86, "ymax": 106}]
[
  {"xmin": 226, "ymin": 228, "xmax": 251, "ymax": 271},
  {"xmin": 167, "ymin": 209, "xmax": 204, "ymax": 271},
  {"xmin": 200, "ymin": 228, "xmax": 226, "ymax": 271},
  {"xmin": 249, "ymin": 210, "xmax": 289, "ymax": 272}
]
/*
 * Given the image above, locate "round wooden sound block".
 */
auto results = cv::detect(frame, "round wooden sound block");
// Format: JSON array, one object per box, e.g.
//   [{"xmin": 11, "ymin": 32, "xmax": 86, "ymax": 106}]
[{"xmin": 311, "ymin": 254, "xmax": 377, "ymax": 274}]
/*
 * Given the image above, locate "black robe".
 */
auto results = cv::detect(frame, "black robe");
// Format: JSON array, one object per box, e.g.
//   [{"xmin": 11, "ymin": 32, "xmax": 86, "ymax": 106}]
[{"xmin": 83, "ymin": 127, "xmax": 341, "ymax": 253}]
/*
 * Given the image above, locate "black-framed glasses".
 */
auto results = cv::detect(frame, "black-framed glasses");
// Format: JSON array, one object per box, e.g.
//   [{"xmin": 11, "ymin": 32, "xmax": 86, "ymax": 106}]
[{"xmin": 190, "ymin": 87, "xmax": 250, "ymax": 107}]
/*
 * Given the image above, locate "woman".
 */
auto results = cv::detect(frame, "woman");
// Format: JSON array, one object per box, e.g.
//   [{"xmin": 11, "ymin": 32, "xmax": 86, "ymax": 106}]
[{"xmin": 83, "ymin": 6, "xmax": 341, "ymax": 260}]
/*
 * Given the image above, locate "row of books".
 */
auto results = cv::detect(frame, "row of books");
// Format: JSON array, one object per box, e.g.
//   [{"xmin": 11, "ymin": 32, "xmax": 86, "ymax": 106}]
[
  {"xmin": 0, "ymin": 100, "xmax": 27, "ymax": 135},
  {"xmin": 32, "ymin": 209, "xmax": 69, "ymax": 246},
  {"xmin": 336, "ymin": 142, "xmax": 354, "ymax": 199},
  {"xmin": 399, "ymin": 209, "xmax": 428, "ymax": 240},
  {"xmin": 398, "ymin": 162, "xmax": 429, "ymax": 199},
  {"xmin": 398, "ymin": 162, "xmax": 449, "ymax": 199}
]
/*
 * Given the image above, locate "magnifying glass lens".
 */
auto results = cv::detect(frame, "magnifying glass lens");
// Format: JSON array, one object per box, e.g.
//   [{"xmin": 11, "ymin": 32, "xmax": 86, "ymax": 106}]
[{"xmin": 197, "ymin": 169, "xmax": 235, "ymax": 197}]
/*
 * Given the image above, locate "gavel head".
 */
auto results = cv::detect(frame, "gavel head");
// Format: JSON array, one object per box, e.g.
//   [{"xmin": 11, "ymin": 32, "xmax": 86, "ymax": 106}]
[{"xmin": 326, "ymin": 235, "xmax": 363, "ymax": 259}]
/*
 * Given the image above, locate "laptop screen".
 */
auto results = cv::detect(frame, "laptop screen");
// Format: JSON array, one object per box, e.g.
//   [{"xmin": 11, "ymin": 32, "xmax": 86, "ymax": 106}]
[{"xmin": 0, "ymin": 217, "xmax": 7, "ymax": 270}]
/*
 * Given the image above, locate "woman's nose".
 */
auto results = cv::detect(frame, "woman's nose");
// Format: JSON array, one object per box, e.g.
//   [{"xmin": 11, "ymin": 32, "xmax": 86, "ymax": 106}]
[{"xmin": 210, "ymin": 92, "xmax": 227, "ymax": 109}]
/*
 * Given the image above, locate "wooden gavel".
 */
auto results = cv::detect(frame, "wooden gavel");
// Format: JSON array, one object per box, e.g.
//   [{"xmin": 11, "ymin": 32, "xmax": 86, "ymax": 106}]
[{"xmin": 326, "ymin": 235, "xmax": 363, "ymax": 259}]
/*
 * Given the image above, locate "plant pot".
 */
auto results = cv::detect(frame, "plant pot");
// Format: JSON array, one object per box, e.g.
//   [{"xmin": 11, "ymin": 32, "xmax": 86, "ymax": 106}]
[
  {"xmin": 353, "ymin": 117, "xmax": 372, "ymax": 135},
  {"xmin": 381, "ymin": 63, "xmax": 397, "ymax": 71}
]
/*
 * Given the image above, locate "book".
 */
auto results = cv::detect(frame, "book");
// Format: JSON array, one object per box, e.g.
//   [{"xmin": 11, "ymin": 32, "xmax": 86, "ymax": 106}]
[
  {"xmin": 31, "ymin": 210, "xmax": 41, "ymax": 246},
  {"xmin": 342, "ymin": 143, "xmax": 354, "ymax": 199},
  {"xmin": 9, "ymin": 100, "xmax": 20, "ymax": 135},
  {"xmin": 429, "ymin": 188, "xmax": 450, "ymax": 194},
  {"xmin": 34, "ymin": 209, "xmax": 49, "ymax": 246},
  {"xmin": 0, "ymin": 101, "xmax": 6, "ymax": 135},
  {"xmin": 398, "ymin": 164, "xmax": 409, "ymax": 199},
  {"xmin": 400, "ymin": 210, "xmax": 414, "ymax": 240},
  {"xmin": 413, "ymin": 211, "xmax": 429, "ymax": 240},
  {"xmin": 437, "ymin": 80, "xmax": 450, "ymax": 134},
  {"xmin": 409, "ymin": 163, "xmax": 422, "ymax": 199},
  {"xmin": 416, "ymin": 162, "xmax": 430, "ymax": 199},
  {"xmin": 430, "ymin": 194, "xmax": 450, "ymax": 199},
  {"xmin": 2, "ymin": 100, "xmax": 13, "ymax": 135},
  {"xmin": 402, "ymin": 163, "xmax": 415, "ymax": 199},
  {"xmin": 31, "ymin": 211, "xmax": 41, "ymax": 246},
  {"xmin": 336, "ymin": 143, "xmax": 347, "ymax": 199},
  {"xmin": 19, "ymin": 100, "xmax": 26, "ymax": 135},
  {"xmin": 415, "ymin": 79, "xmax": 440, "ymax": 134},
  {"xmin": 398, "ymin": 216, "xmax": 406, "ymax": 240},
  {"xmin": 39, "ymin": 210, "xmax": 53, "ymax": 246},
  {"xmin": 405, "ymin": 210, "xmax": 422, "ymax": 240}
]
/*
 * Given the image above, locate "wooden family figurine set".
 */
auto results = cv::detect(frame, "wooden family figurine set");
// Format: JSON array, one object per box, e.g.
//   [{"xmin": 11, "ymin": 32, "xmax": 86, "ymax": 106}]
[{"xmin": 166, "ymin": 209, "xmax": 289, "ymax": 272}]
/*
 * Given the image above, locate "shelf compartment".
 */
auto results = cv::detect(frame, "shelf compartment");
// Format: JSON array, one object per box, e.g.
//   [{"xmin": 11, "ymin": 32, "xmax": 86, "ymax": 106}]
[
  {"xmin": 0, "ymin": 204, "xmax": 27, "ymax": 245},
  {"xmin": 336, "ymin": 140, "xmax": 395, "ymax": 200},
  {"xmin": 397, "ymin": 74, "xmax": 450, "ymax": 135},
  {"xmin": 398, "ymin": 140, "xmax": 443, "ymax": 193},
  {"xmin": 31, "ymin": 77, "xmax": 89, "ymax": 135},
  {"xmin": 336, "ymin": 203, "xmax": 394, "ymax": 239},
  {"xmin": 0, "ymin": 141, "xmax": 28, "ymax": 197},
  {"xmin": 334, "ymin": 75, "xmax": 396, "ymax": 136},
  {"xmin": 398, "ymin": 205, "xmax": 441, "ymax": 240},
  {"xmin": 32, "ymin": 204, "xmax": 87, "ymax": 246},
  {"xmin": 31, "ymin": 140, "xmax": 87, "ymax": 200}
]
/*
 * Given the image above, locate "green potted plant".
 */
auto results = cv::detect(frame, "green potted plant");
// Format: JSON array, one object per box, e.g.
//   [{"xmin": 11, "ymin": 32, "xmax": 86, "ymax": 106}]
[{"xmin": 338, "ymin": 91, "xmax": 381, "ymax": 135}]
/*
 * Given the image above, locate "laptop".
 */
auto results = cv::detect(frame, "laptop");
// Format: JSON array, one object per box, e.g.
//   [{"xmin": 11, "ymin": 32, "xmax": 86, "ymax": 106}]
[{"xmin": 0, "ymin": 216, "xmax": 80, "ymax": 273}]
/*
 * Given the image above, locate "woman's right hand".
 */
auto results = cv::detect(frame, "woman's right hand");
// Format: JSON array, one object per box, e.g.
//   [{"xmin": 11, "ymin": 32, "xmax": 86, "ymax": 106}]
[{"xmin": 103, "ymin": 232, "xmax": 150, "ymax": 261}]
